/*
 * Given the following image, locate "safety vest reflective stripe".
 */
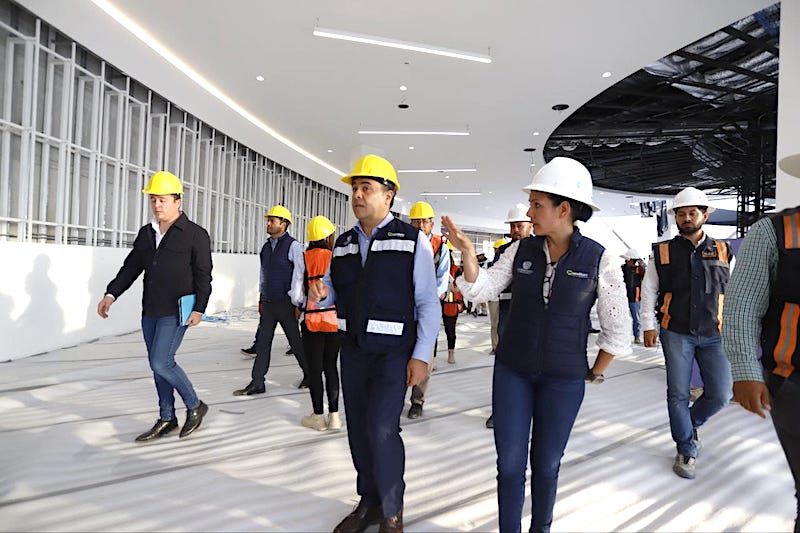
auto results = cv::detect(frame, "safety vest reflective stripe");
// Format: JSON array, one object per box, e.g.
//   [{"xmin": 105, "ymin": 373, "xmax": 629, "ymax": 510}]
[
  {"xmin": 333, "ymin": 244, "xmax": 359, "ymax": 258},
  {"xmin": 784, "ymin": 212, "xmax": 800, "ymax": 249},
  {"xmin": 370, "ymin": 239, "xmax": 415, "ymax": 253},
  {"xmin": 658, "ymin": 242, "xmax": 670, "ymax": 265},
  {"xmin": 660, "ymin": 292, "xmax": 673, "ymax": 329},
  {"xmin": 717, "ymin": 294, "xmax": 724, "ymax": 332},
  {"xmin": 773, "ymin": 302, "xmax": 800, "ymax": 378}
]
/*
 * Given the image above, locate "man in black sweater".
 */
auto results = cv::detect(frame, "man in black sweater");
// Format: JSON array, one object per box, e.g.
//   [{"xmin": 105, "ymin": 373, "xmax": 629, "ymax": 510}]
[{"xmin": 97, "ymin": 171, "xmax": 212, "ymax": 442}]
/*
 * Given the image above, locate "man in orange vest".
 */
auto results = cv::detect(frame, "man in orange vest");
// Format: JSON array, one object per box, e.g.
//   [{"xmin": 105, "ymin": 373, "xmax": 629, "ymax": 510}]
[
  {"xmin": 407, "ymin": 201, "xmax": 451, "ymax": 420},
  {"xmin": 297, "ymin": 216, "xmax": 342, "ymax": 432},
  {"xmin": 723, "ymin": 203, "xmax": 800, "ymax": 530}
]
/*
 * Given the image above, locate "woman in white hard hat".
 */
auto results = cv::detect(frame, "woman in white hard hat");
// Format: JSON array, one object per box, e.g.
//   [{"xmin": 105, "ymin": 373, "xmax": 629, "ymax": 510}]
[{"xmin": 443, "ymin": 157, "xmax": 631, "ymax": 533}]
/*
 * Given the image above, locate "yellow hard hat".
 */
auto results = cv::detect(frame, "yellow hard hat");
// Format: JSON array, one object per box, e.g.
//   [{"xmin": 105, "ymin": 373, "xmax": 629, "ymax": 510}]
[
  {"xmin": 142, "ymin": 171, "xmax": 183, "ymax": 195},
  {"xmin": 493, "ymin": 238, "xmax": 508, "ymax": 249},
  {"xmin": 409, "ymin": 201, "xmax": 435, "ymax": 220},
  {"xmin": 342, "ymin": 154, "xmax": 400, "ymax": 192},
  {"xmin": 265, "ymin": 205, "xmax": 292, "ymax": 224},
  {"xmin": 307, "ymin": 215, "xmax": 336, "ymax": 242}
]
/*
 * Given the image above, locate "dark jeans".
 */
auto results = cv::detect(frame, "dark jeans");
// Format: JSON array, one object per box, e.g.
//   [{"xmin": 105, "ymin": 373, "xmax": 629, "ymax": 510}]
[
  {"xmin": 340, "ymin": 344, "xmax": 410, "ymax": 518},
  {"xmin": 251, "ymin": 299, "xmax": 306, "ymax": 387},
  {"xmin": 765, "ymin": 371, "xmax": 800, "ymax": 532},
  {"xmin": 443, "ymin": 315, "xmax": 458, "ymax": 349},
  {"xmin": 141, "ymin": 316, "xmax": 198, "ymax": 420},
  {"xmin": 493, "ymin": 359, "xmax": 585, "ymax": 533},
  {"xmin": 301, "ymin": 323, "xmax": 340, "ymax": 414},
  {"xmin": 629, "ymin": 301, "xmax": 641, "ymax": 338}
]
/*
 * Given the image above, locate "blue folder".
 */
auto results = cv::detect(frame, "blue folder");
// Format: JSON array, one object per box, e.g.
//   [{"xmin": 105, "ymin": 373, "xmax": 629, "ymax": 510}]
[{"xmin": 178, "ymin": 294, "xmax": 197, "ymax": 325}]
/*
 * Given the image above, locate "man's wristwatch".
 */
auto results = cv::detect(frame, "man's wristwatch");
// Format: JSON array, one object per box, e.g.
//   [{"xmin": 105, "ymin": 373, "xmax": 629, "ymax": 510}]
[{"xmin": 586, "ymin": 369, "xmax": 605, "ymax": 384}]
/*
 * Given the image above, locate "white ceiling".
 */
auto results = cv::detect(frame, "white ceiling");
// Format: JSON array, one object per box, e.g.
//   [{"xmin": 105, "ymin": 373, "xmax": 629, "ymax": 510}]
[{"xmin": 24, "ymin": 0, "xmax": 775, "ymax": 231}]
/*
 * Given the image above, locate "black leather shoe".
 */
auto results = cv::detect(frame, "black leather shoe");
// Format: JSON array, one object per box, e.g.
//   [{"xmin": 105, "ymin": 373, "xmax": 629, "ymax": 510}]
[
  {"xmin": 135, "ymin": 418, "xmax": 178, "ymax": 442},
  {"xmin": 379, "ymin": 509, "xmax": 403, "ymax": 533},
  {"xmin": 234, "ymin": 382, "xmax": 266, "ymax": 396},
  {"xmin": 180, "ymin": 401, "xmax": 208, "ymax": 438},
  {"xmin": 240, "ymin": 345, "xmax": 256, "ymax": 356},
  {"xmin": 333, "ymin": 500, "xmax": 383, "ymax": 533},
  {"xmin": 285, "ymin": 347, "xmax": 294, "ymax": 356},
  {"xmin": 485, "ymin": 414, "xmax": 494, "ymax": 429},
  {"xmin": 407, "ymin": 403, "xmax": 423, "ymax": 419}
]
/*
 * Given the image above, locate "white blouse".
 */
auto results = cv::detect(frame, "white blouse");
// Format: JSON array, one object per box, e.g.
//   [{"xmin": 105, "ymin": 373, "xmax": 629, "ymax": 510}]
[{"xmin": 456, "ymin": 239, "xmax": 632, "ymax": 356}]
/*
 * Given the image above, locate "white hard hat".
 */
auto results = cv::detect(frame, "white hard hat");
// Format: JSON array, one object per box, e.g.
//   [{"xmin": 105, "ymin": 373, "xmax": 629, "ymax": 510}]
[
  {"xmin": 672, "ymin": 186, "xmax": 716, "ymax": 213},
  {"xmin": 778, "ymin": 153, "xmax": 800, "ymax": 178},
  {"xmin": 620, "ymin": 248, "xmax": 640, "ymax": 260},
  {"xmin": 522, "ymin": 157, "xmax": 599, "ymax": 211},
  {"xmin": 504, "ymin": 203, "xmax": 532, "ymax": 224}
]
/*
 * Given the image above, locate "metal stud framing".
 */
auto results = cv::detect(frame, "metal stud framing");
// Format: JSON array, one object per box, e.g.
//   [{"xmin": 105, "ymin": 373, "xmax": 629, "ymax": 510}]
[{"xmin": 0, "ymin": 1, "xmax": 349, "ymax": 251}]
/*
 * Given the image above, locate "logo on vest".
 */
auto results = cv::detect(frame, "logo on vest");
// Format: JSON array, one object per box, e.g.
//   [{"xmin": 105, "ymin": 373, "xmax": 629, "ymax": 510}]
[
  {"xmin": 566, "ymin": 269, "xmax": 589, "ymax": 279},
  {"xmin": 387, "ymin": 232, "xmax": 405, "ymax": 237},
  {"xmin": 516, "ymin": 260, "xmax": 534, "ymax": 275},
  {"xmin": 701, "ymin": 249, "xmax": 718, "ymax": 259}
]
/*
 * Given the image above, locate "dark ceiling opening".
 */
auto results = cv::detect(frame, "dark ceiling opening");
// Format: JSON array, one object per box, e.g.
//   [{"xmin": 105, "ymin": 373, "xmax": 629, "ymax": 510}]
[{"xmin": 544, "ymin": 3, "xmax": 779, "ymax": 235}]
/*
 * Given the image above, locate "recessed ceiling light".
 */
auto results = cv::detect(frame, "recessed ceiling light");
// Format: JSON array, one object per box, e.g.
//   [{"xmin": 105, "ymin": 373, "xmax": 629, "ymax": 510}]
[
  {"xmin": 358, "ymin": 130, "xmax": 469, "ymax": 136},
  {"xmin": 523, "ymin": 147, "xmax": 536, "ymax": 152},
  {"xmin": 445, "ymin": 175, "xmax": 450, "ymax": 179},
  {"xmin": 533, "ymin": 131, "xmax": 540, "ymax": 136},
  {"xmin": 409, "ymin": 146, "xmax": 414, "ymax": 150},
  {"xmin": 398, "ymin": 168, "xmax": 477, "ymax": 173},
  {"xmin": 327, "ymin": 149, "xmax": 333, "ymax": 153},
  {"xmin": 602, "ymin": 71, "xmax": 612, "ymax": 78},
  {"xmin": 400, "ymin": 85, "xmax": 408, "ymax": 91},
  {"xmin": 255, "ymin": 75, "xmax": 265, "ymax": 82},
  {"xmin": 552, "ymin": 104, "xmax": 570, "ymax": 111},
  {"xmin": 530, "ymin": 163, "xmax": 536, "ymax": 167},
  {"xmin": 488, "ymin": 191, "xmax": 493, "ymax": 194},
  {"xmin": 312, "ymin": 27, "xmax": 492, "ymax": 64},
  {"xmin": 86, "ymin": 0, "xmax": 345, "ymax": 177},
  {"xmin": 420, "ymin": 191, "xmax": 481, "ymax": 196}
]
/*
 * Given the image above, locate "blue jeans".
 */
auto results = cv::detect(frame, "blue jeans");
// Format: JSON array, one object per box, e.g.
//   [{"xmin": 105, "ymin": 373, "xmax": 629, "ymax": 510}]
[
  {"xmin": 629, "ymin": 301, "xmax": 641, "ymax": 338},
  {"xmin": 659, "ymin": 329, "xmax": 732, "ymax": 457},
  {"xmin": 141, "ymin": 316, "xmax": 199, "ymax": 420},
  {"xmin": 493, "ymin": 359, "xmax": 585, "ymax": 533}
]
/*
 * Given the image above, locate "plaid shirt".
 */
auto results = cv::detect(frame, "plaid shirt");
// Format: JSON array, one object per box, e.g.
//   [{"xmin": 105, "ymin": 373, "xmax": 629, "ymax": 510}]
[{"xmin": 722, "ymin": 217, "xmax": 779, "ymax": 382}]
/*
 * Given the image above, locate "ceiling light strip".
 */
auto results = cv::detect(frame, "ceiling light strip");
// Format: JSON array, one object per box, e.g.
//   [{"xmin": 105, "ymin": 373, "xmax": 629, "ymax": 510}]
[
  {"xmin": 313, "ymin": 27, "xmax": 491, "ymax": 64},
  {"xmin": 358, "ymin": 130, "xmax": 469, "ymax": 136},
  {"xmin": 90, "ymin": 0, "xmax": 346, "ymax": 177},
  {"xmin": 420, "ymin": 192, "xmax": 481, "ymax": 196},
  {"xmin": 398, "ymin": 168, "xmax": 477, "ymax": 173}
]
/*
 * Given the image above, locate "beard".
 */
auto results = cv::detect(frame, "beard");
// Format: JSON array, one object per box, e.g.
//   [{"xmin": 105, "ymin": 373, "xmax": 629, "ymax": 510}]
[{"xmin": 677, "ymin": 221, "xmax": 703, "ymax": 235}]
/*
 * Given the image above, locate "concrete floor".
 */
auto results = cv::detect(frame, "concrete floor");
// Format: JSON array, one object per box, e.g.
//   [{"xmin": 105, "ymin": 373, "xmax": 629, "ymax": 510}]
[{"xmin": 0, "ymin": 310, "xmax": 794, "ymax": 532}]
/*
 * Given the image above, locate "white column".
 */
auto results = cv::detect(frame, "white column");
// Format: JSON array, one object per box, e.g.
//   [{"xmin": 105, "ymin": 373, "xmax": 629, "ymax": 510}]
[{"xmin": 777, "ymin": 1, "xmax": 800, "ymax": 208}]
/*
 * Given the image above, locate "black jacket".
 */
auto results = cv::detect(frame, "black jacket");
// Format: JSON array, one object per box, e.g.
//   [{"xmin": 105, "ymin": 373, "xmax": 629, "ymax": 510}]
[{"xmin": 106, "ymin": 213, "xmax": 213, "ymax": 318}]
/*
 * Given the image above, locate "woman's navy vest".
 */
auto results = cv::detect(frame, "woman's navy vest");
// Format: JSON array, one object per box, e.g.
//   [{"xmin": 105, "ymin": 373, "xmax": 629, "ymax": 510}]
[
  {"xmin": 260, "ymin": 232, "xmax": 296, "ymax": 303},
  {"xmin": 495, "ymin": 230, "xmax": 603, "ymax": 378},
  {"xmin": 652, "ymin": 236, "xmax": 731, "ymax": 336},
  {"xmin": 762, "ymin": 207, "xmax": 800, "ymax": 381},
  {"xmin": 330, "ymin": 218, "xmax": 419, "ymax": 354}
]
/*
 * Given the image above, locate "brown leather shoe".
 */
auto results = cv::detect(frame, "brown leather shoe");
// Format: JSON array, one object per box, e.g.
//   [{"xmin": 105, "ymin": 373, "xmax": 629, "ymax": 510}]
[
  {"xmin": 333, "ymin": 500, "xmax": 382, "ymax": 533},
  {"xmin": 378, "ymin": 509, "xmax": 403, "ymax": 533}
]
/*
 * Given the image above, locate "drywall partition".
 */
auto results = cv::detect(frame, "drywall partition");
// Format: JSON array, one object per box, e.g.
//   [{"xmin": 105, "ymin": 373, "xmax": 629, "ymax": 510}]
[{"xmin": 0, "ymin": 241, "xmax": 259, "ymax": 361}]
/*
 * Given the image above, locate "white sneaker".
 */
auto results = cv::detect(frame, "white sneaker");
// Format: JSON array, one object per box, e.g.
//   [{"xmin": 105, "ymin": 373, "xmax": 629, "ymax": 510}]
[
  {"xmin": 301, "ymin": 413, "xmax": 327, "ymax": 431},
  {"xmin": 673, "ymin": 453, "xmax": 696, "ymax": 479},
  {"xmin": 327, "ymin": 412, "xmax": 342, "ymax": 430}
]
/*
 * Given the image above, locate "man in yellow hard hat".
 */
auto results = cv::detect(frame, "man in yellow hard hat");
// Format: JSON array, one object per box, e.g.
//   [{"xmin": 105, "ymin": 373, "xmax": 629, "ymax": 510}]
[
  {"xmin": 234, "ymin": 205, "xmax": 308, "ymax": 396},
  {"xmin": 407, "ymin": 200, "xmax": 452, "ymax": 420},
  {"xmin": 97, "ymin": 171, "xmax": 212, "ymax": 442},
  {"xmin": 307, "ymin": 154, "xmax": 440, "ymax": 532}
]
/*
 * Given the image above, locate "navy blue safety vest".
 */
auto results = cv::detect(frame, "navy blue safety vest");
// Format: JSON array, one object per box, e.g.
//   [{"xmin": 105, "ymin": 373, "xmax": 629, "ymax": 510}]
[
  {"xmin": 653, "ymin": 235, "xmax": 731, "ymax": 336},
  {"xmin": 762, "ymin": 207, "xmax": 800, "ymax": 381},
  {"xmin": 330, "ymin": 218, "xmax": 419, "ymax": 354},
  {"xmin": 495, "ymin": 240, "xmax": 514, "ymax": 326},
  {"xmin": 260, "ymin": 232, "xmax": 296, "ymax": 303},
  {"xmin": 495, "ymin": 230, "xmax": 603, "ymax": 378}
]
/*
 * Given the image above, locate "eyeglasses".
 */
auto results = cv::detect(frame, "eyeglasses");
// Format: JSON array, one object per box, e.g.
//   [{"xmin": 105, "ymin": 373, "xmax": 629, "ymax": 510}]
[{"xmin": 543, "ymin": 261, "xmax": 556, "ymax": 301}]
